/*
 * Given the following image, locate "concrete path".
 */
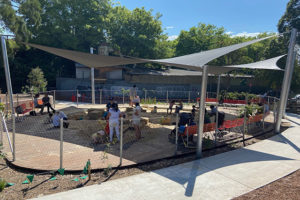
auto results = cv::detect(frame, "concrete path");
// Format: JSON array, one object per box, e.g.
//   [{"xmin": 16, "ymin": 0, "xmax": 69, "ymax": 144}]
[{"xmin": 33, "ymin": 114, "xmax": 300, "ymax": 200}]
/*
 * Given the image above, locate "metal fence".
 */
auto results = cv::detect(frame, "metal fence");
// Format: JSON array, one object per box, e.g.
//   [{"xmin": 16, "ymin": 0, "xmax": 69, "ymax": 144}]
[{"xmin": 0, "ymin": 95, "xmax": 279, "ymax": 171}]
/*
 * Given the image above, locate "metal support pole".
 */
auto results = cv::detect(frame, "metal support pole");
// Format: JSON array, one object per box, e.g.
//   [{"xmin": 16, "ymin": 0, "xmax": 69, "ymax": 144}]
[
  {"xmin": 197, "ymin": 65, "xmax": 208, "ymax": 158},
  {"xmin": 273, "ymin": 98, "xmax": 276, "ymax": 126},
  {"xmin": 215, "ymin": 75, "xmax": 221, "ymax": 146},
  {"xmin": 100, "ymin": 89, "xmax": 102, "ymax": 104},
  {"xmin": 90, "ymin": 47, "xmax": 95, "ymax": 105},
  {"xmin": 144, "ymin": 90, "xmax": 147, "ymax": 102},
  {"xmin": 60, "ymin": 118, "xmax": 63, "ymax": 169},
  {"xmin": 175, "ymin": 113, "xmax": 178, "ymax": 153},
  {"xmin": 16, "ymin": 94, "xmax": 19, "ymax": 106},
  {"xmin": 283, "ymin": 50, "xmax": 297, "ymax": 118},
  {"xmin": 120, "ymin": 117, "xmax": 123, "ymax": 166},
  {"xmin": 1, "ymin": 36, "xmax": 16, "ymax": 161},
  {"xmin": 76, "ymin": 90, "xmax": 79, "ymax": 108},
  {"xmin": 275, "ymin": 29, "xmax": 297, "ymax": 133},
  {"xmin": 188, "ymin": 91, "xmax": 191, "ymax": 104},
  {"xmin": 53, "ymin": 90, "xmax": 56, "ymax": 109}
]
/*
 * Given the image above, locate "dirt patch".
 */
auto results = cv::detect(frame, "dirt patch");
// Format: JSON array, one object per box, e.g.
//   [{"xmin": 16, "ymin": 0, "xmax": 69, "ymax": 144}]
[{"xmin": 234, "ymin": 169, "xmax": 300, "ymax": 200}]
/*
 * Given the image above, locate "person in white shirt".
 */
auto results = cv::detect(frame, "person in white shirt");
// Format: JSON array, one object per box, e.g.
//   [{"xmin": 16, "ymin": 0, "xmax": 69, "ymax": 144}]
[
  {"xmin": 52, "ymin": 111, "xmax": 69, "ymax": 128},
  {"xmin": 107, "ymin": 103, "xmax": 123, "ymax": 143},
  {"xmin": 132, "ymin": 102, "xmax": 142, "ymax": 140},
  {"xmin": 52, "ymin": 112, "xmax": 61, "ymax": 128}
]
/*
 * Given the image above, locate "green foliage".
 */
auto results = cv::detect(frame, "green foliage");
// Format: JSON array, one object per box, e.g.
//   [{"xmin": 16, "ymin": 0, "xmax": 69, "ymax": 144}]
[
  {"xmin": 220, "ymin": 91, "xmax": 258, "ymax": 100},
  {"xmin": 22, "ymin": 67, "xmax": 47, "ymax": 93},
  {"xmin": 239, "ymin": 104, "xmax": 261, "ymax": 118},
  {"xmin": 0, "ymin": 178, "xmax": 6, "ymax": 192},
  {"xmin": 0, "ymin": 103, "xmax": 4, "ymax": 113},
  {"xmin": 278, "ymin": 0, "xmax": 300, "ymax": 43},
  {"xmin": 141, "ymin": 98, "xmax": 157, "ymax": 104}
]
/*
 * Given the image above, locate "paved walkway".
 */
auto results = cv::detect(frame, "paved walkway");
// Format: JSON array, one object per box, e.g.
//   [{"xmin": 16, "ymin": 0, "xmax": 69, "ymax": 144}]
[{"xmin": 32, "ymin": 113, "xmax": 300, "ymax": 200}]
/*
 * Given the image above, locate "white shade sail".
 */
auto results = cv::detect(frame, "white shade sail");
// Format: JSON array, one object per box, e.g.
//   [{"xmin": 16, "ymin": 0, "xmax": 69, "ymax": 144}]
[{"xmin": 26, "ymin": 35, "xmax": 281, "ymax": 74}]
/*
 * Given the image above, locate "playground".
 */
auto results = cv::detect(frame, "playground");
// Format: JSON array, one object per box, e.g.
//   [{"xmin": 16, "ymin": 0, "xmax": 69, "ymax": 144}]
[{"xmin": 1, "ymin": 97, "xmax": 276, "ymax": 172}]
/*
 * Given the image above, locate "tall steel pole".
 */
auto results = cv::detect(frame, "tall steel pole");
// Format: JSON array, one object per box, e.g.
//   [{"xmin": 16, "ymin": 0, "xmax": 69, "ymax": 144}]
[
  {"xmin": 283, "ymin": 49, "xmax": 297, "ymax": 118},
  {"xmin": 197, "ymin": 65, "xmax": 208, "ymax": 158},
  {"xmin": 275, "ymin": 28, "xmax": 298, "ymax": 133},
  {"xmin": 90, "ymin": 47, "xmax": 95, "ymax": 105},
  {"xmin": 1, "ymin": 36, "xmax": 16, "ymax": 161}
]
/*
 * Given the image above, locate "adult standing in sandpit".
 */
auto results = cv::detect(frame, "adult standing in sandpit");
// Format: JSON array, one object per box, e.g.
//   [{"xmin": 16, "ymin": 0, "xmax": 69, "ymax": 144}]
[{"xmin": 129, "ymin": 85, "xmax": 137, "ymax": 107}]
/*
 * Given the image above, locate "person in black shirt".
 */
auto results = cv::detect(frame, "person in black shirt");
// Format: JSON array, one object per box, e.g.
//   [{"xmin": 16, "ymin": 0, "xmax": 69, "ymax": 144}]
[{"xmin": 41, "ymin": 93, "xmax": 55, "ymax": 114}]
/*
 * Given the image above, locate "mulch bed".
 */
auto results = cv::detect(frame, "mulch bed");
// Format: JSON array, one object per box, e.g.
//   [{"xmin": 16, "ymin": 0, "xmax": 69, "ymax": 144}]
[{"xmin": 0, "ymin": 127, "xmax": 292, "ymax": 200}]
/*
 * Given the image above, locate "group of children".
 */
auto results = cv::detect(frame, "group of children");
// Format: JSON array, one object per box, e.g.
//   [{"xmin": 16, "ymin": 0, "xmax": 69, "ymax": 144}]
[
  {"xmin": 96, "ymin": 98, "xmax": 142, "ymax": 144},
  {"xmin": 167, "ymin": 100, "xmax": 183, "ymax": 114}
]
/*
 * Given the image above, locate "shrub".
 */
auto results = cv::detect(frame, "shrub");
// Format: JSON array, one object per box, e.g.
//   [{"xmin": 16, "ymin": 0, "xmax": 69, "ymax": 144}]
[{"xmin": 0, "ymin": 178, "xmax": 6, "ymax": 192}]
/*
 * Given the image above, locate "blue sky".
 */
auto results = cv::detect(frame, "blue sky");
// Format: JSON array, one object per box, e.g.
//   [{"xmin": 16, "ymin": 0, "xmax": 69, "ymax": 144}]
[{"xmin": 116, "ymin": 0, "xmax": 290, "ymax": 40}]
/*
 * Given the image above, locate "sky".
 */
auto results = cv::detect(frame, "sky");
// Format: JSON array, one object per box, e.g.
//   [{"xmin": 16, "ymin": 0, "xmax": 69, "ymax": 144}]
[{"xmin": 116, "ymin": 0, "xmax": 290, "ymax": 40}]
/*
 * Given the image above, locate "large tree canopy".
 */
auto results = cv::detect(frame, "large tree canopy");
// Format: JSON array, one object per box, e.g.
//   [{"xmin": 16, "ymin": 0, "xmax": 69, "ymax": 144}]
[{"xmin": 0, "ymin": 0, "xmax": 299, "ymax": 94}]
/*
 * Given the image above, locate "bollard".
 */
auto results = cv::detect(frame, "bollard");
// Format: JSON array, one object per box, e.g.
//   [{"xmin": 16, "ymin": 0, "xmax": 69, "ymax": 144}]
[
  {"xmin": 175, "ymin": 113, "xmax": 179, "ymax": 153},
  {"xmin": 76, "ymin": 90, "xmax": 79, "ymax": 108},
  {"xmin": 120, "ymin": 117, "xmax": 123, "ymax": 166},
  {"xmin": 60, "ymin": 118, "xmax": 64, "ymax": 169}
]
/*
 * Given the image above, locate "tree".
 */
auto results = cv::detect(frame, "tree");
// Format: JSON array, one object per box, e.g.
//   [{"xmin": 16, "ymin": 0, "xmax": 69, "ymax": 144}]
[
  {"xmin": 23, "ymin": 67, "xmax": 47, "ymax": 93},
  {"xmin": 278, "ymin": 0, "xmax": 300, "ymax": 39},
  {"xmin": 107, "ymin": 6, "xmax": 169, "ymax": 59},
  {"xmin": 175, "ymin": 23, "xmax": 231, "ymax": 56}
]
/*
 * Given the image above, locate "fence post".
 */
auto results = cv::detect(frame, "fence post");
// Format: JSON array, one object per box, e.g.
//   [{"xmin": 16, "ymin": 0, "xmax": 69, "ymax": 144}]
[
  {"xmin": 262, "ymin": 103, "xmax": 265, "ymax": 131},
  {"xmin": 188, "ymin": 91, "xmax": 191, "ymax": 104},
  {"xmin": 243, "ymin": 95, "xmax": 248, "ymax": 146},
  {"xmin": 60, "ymin": 118, "xmax": 64, "ymax": 169},
  {"xmin": 175, "ymin": 113, "xmax": 178, "ymax": 153},
  {"xmin": 273, "ymin": 98, "xmax": 276, "ymax": 127},
  {"xmin": 0, "ymin": 112, "xmax": 3, "ymax": 146},
  {"xmin": 53, "ymin": 90, "xmax": 56, "ymax": 109},
  {"xmin": 76, "ymin": 90, "xmax": 79, "ymax": 108},
  {"xmin": 5, "ymin": 93, "xmax": 8, "ymax": 117},
  {"xmin": 122, "ymin": 90, "xmax": 125, "ymax": 105},
  {"xmin": 166, "ymin": 90, "xmax": 169, "ymax": 103},
  {"xmin": 120, "ymin": 117, "xmax": 123, "ymax": 166},
  {"xmin": 100, "ymin": 89, "xmax": 102, "ymax": 104}
]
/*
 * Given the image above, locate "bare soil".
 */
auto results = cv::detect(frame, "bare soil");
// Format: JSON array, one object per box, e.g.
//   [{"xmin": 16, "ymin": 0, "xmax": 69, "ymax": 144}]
[{"xmin": 234, "ymin": 169, "xmax": 300, "ymax": 200}]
